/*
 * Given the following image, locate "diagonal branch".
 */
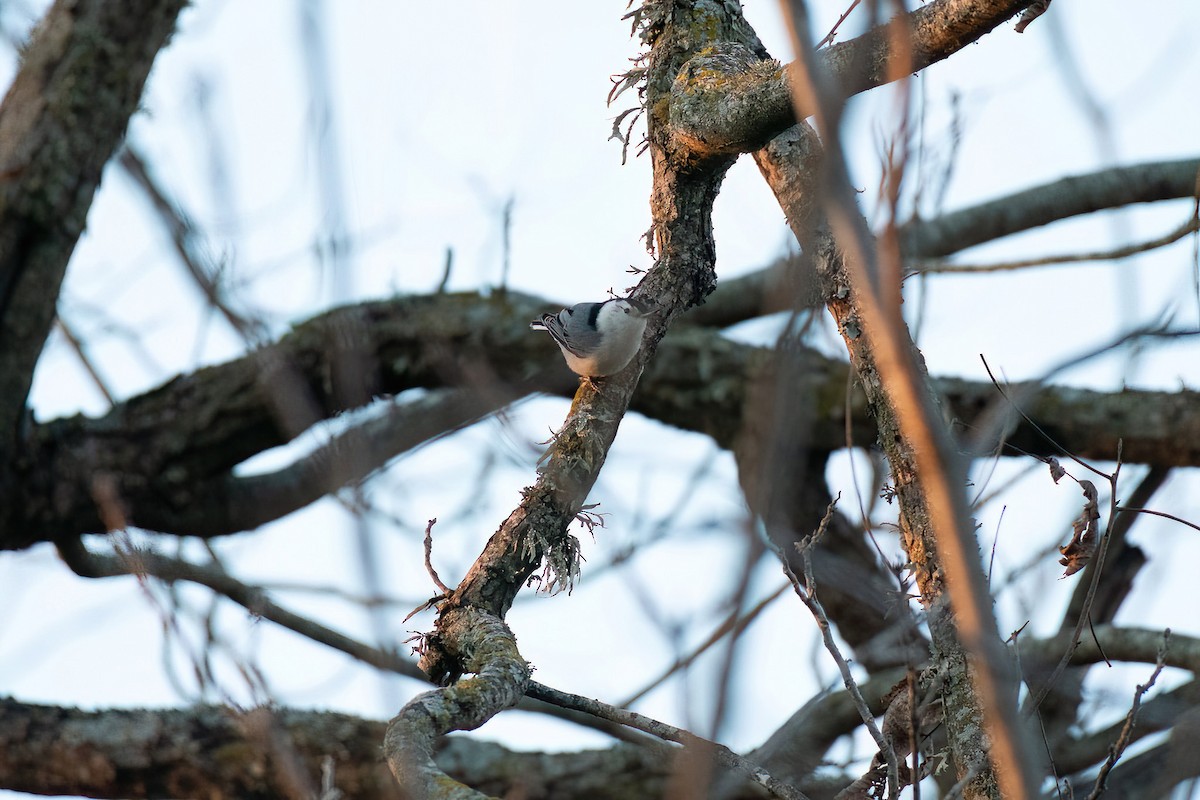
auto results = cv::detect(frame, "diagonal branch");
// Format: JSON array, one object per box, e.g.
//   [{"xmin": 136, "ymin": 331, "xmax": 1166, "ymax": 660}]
[
  {"xmin": 905, "ymin": 158, "xmax": 1200, "ymax": 259},
  {"xmin": 0, "ymin": 0, "xmax": 187, "ymax": 524},
  {"xmin": 695, "ymin": 157, "xmax": 1200, "ymax": 325},
  {"xmin": 382, "ymin": 3, "xmax": 762, "ymax": 792},
  {"xmin": 668, "ymin": 0, "xmax": 1040, "ymax": 157},
  {"xmin": 767, "ymin": 1, "xmax": 1038, "ymax": 794},
  {"xmin": 527, "ymin": 681, "xmax": 809, "ymax": 800},
  {"xmin": 384, "ymin": 608, "xmax": 531, "ymax": 798}
]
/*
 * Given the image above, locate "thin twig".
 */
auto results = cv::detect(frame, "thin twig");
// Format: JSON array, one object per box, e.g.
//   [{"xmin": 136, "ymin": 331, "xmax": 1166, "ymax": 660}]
[
  {"xmin": 1115, "ymin": 505, "xmax": 1200, "ymax": 534},
  {"xmin": 1085, "ymin": 629, "xmax": 1171, "ymax": 800},
  {"xmin": 55, "ymin": 318, "xmax": 116, "ymax": 406},
  {"xmin": 980, "ymin": 355, "xmax": 1112, "ymax": 481},
  {"xmin": 526, "ymin": 680, "xmax": 810, "ymax": 800},
  {"xmin": 423, "ymin": 518, "xmax": 452, "ymax": 594},
  {"xmin": 1009, "ymin": 624, "xmax": 1062, "ymax": 792},
  {"xmin": 57, "ymin": 536, "xmax": 427, "ymax": 681},
  {"xmin": 911, "ymin": 215, "xmax": 1199, "ymax": 274},
  {"xmin": 816, "ymin": 0, "xmax": 861, "ymax": 48},
  {"xmin": 621, "ymin": 581, "xmax": 790, "ymax": 707},
  {"xmin": 772, "ymin": 496, "xmax": 901, "ymax": 798},
  {"xmin": 1086, "ymin": 614, "xmax": 1112, "ymax": 668}
]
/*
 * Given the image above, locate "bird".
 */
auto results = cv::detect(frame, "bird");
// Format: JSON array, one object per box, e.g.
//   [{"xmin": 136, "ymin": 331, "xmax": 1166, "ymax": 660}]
[{"xmin": 530, "ymin": 297, "xmax": 654, "ymax": 381}]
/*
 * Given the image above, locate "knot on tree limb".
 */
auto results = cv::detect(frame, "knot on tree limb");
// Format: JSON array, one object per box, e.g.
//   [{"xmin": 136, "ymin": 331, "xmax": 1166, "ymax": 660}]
[
  {"xmin": 386, "ymin": 607, "xmax": 531, "ymax": 798},
  {"xmin": 417, "ymin": 605, "xmax": 533, "ymax": 685},
  {"xmin": 669, "ymin": 41, "xmax": 791, "ymax": 157}
]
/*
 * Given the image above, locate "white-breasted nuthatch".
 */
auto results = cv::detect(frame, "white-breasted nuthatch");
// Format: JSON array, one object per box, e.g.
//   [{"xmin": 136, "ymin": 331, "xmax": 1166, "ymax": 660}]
[{"xmin": 530, "ymin": 297, "xmax": 654, "ymax": 378}]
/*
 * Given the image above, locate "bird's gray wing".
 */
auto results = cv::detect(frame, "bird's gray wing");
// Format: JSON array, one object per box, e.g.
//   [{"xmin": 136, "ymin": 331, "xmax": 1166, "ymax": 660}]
[{"xmin": 540, "ymin": 303, "xmax": 603, "ymax": 357}]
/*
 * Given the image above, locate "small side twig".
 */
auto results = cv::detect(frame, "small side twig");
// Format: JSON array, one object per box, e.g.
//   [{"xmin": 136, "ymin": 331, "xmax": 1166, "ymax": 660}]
[
  {"xmin": 1085, "ymin": 629, "xmax": 1171, "ymax": 800},
  {"xmin": 815, "ymin": 0, "xmax": 861, "ymax": 48},
  {"xmin": 1115, "ymin": 505, "xmax": 1200, "ymax": 535},
  {"xmin": 980, "ymin": 356, "xmax": 1111, "ymax": 482},
  {"xmin": 1010, "ymin": 623, "xmax": 1064, "ymax": 795},
  {"xmin": 56, "ymin": 318, "xmax": 116, "ymax": 406},
  {"xmin": 771, "ymin": 495, "xmax": 902, "ymax": 799},
  {"xmin": 423, "ymin": 518, "xmax": 451, "ymax": 595}
]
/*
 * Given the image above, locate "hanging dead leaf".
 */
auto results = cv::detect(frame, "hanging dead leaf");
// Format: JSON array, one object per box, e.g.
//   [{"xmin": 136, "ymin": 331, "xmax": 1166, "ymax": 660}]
[{"xmin": 1059, "ymin": 480, "xmax": 1100, "ymax": 577}]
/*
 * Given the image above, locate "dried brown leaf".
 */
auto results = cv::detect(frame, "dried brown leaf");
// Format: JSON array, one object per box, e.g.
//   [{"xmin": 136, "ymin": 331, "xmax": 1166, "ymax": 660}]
[{"xmin": 1060, "ymin": 479, "xmax": 1100, "ymax": 577}]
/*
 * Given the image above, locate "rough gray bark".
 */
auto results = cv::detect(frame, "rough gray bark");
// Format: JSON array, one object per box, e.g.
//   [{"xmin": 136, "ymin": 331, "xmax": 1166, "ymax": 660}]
[
  {"xmin": 666, "ymin": 0, "xmax": 1043, "ymax": 156},
  {"xmin": 381, "ymin": 0, "xmax": 757, "ymax": 788},
  {"xmin": 12, "ymin": 289, "xmax": 1200, "ymax": 550},
  {"xmin": 2, "ymin": 626, "xmax": 1188, "ymax": 799},
  {"xmin": 2, "ymin": 0, "xmax": 1196, "ymax": 797},
  {"xmin": 385, "ymin": 608, "xmax": 531, "ymax": 798},
  {"xmin": 0, "ymin": 698, "xmax": 398, "ymax": 800},
  {"xmin": 0, "ymin": 0, "xmax": 187, "ymax": 526}
]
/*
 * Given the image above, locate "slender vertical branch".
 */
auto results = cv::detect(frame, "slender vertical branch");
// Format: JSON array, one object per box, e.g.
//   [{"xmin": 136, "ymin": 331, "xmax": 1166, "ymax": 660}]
[{"xmin": 770, "ymin": 2, "xmax": 1039, "ymax": 797}]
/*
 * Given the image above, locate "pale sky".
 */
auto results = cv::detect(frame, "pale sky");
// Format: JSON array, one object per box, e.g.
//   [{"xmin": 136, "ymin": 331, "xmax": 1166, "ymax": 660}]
[{"xmin": 3, "ymin": 1, "xmax": 1200, "ymax": 797}]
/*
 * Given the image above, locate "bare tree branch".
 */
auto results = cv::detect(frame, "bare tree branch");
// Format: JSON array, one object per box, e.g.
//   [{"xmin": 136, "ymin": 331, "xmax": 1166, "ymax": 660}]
[
  {"xmin": 0, "ymin": 0, "xmax": 187, "ymax": 527},
  {"xmin": 9, "ymin": 291, "xmax": 1200, "ymax": 548},
  {"xmin": 527, "ymin": 682, "xmax": 809, "ymax": 800},
  {"xmin": 382, "ymin": 2, "xmax": 765, "ymax": 789},
  {"xmin": 1085, "ymin": 630, "xmax": 1169, "ymax": 800},
  {"xmin": 384, "ymin": 607, "xmax": 530, "ymax": 798},
  {"xmin": 904, "ymin": 158, "xmax": 1200, "ymax": 259},
  {"xmin": 0, "ymin": 699, "xmax": 397, "ymax": 800},
  {"xmin": 667, "ymin": 0, "xmax": 1041, "ymax": 156},
  {"xmin": 696, "ymin": 157, "xmax": 1200, "ymax": 327},
  {"xmin": 3, "ymin": 625, "xmax": 1190, "ymax": 798},
  {"xmin": 910, "ymin": 214, "xmax": 1200, "ymax": 274},
  {"xmin": 771, "ymin": 1, "xmax": 1038, "ymax": 792}
]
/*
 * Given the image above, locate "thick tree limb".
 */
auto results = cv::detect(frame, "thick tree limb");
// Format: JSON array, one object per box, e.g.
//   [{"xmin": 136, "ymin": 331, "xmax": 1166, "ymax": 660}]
[
  {"xmin": 904, "ymin": 157, "xmax": 1200, "ymax": 258},
  {"xmin": 0, "ymin": 698, "xmax": 397, "ymax": 800},
  {"xmin": 1018, "ymin": 625, "xmax": 1200, "ymax": 682},
  {"xmin": 668, "ymin": 0, "xmax": 1040, "ymax": 156},
  {"xmin": 2, "ymin": 626, "xmax": 1187, "ymax": 799},
  {"xmin": 694, "ymin": 157, "xmax": 1200, "ymax": 326},
  {"xmin": 10, "ymin": 292, "xmax": 567, "ymax": 548},
  {"xmin": 384, "ymin": 608, "xmax": 531, "ymax": 798},
  {"xmin": 0, "ymin": 0, "xmax": 186, "ymax": 484},
  {"xmin": 9, "ymin": 292, "xmax": 1200, "ymax": 548}
]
